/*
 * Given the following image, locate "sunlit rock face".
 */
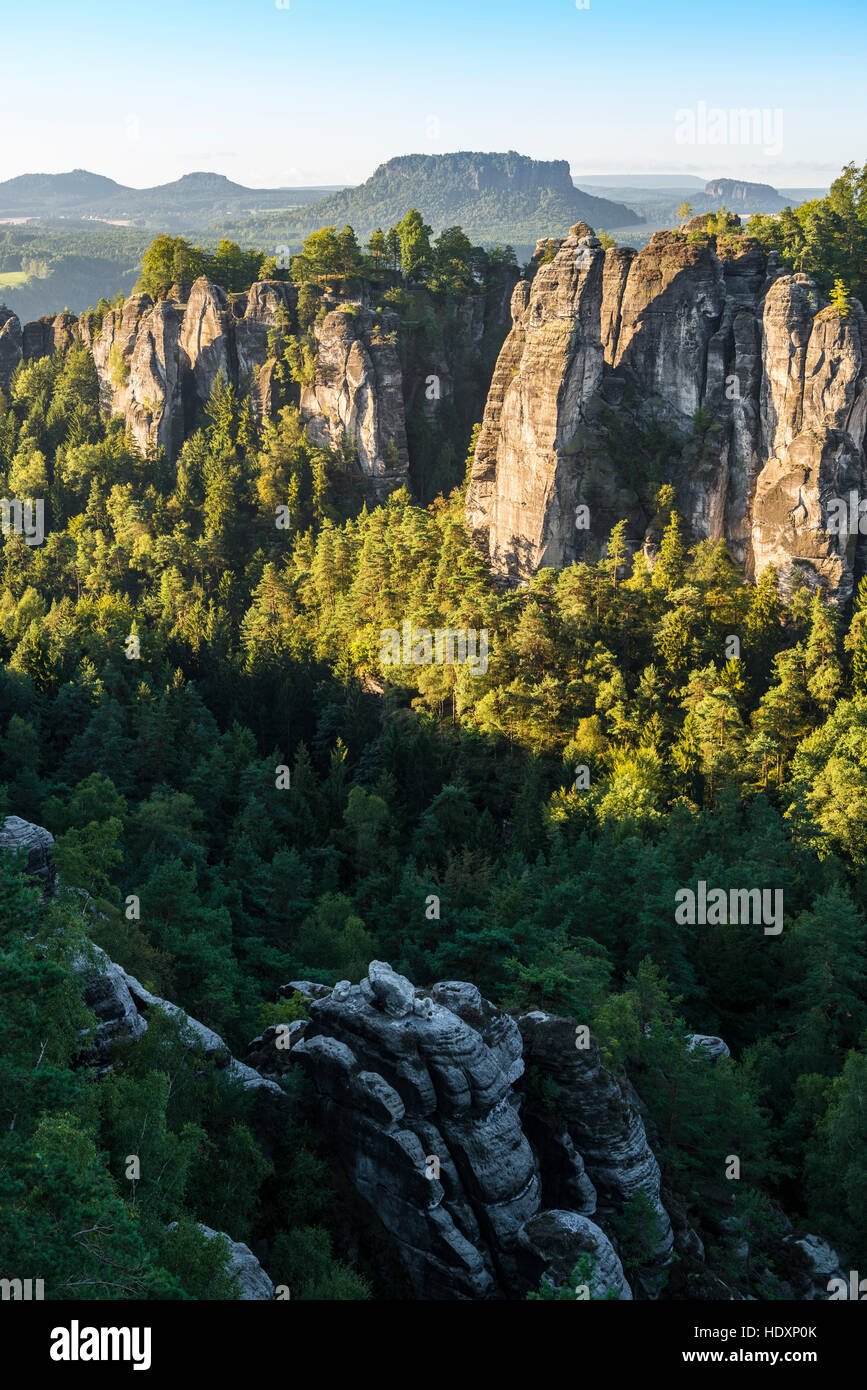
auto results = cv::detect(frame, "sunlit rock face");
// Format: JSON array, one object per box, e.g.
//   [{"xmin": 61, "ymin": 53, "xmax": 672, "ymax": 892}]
[{"xmin": 467, "ymin": 224, "xmax": 867, "ymax": 600}]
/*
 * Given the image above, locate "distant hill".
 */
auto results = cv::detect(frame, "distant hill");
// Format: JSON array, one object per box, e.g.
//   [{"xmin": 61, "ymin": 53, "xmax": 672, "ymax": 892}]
[
  {"xmin": 573, "ymin": 173, "xmax": 707, "ymax": 189},
  {"xmin": 0, "ymin": 169, "xmax": 129, "ymax": 214},
  {"xmin": 0, "ymin": 169, "xmax": 343, "ymax": 229},
  {"xmin": 214, "ymin": 152, "xmax": 643, "ymax": 254},
  {"xmin": 703, "ymin": 179, "xmax": 787, "ymax": 212}
]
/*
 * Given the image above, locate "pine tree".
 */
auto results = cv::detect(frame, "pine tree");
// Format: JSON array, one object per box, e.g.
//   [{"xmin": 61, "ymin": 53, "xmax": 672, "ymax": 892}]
[{"xmin": 652, "ymin": 511, "xmax": 687, "ymax": 593}]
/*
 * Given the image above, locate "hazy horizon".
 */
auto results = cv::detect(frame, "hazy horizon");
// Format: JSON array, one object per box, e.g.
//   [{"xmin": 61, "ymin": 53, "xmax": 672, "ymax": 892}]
[
  {"xmin": 1, "ymin": 0, "xmax": 861, "ymax": 190},
  {"xmin": 0, "ymin": 159, "xmax": 836, "ymax": 196}
]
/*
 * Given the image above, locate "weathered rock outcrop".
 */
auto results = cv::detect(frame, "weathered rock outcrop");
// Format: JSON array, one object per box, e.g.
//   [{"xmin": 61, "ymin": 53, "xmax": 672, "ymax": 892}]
[
  {"xmin": 290, "ymin": 961, "xmax": 664, "ymax": 1299},
  {"xmin": 0, "ymin": 815, "xmax": 286, "ymax": 1127},
  {"xmin": 467, "ymin": 224, "xmax": 867, "ymax": 600},
  {"xmin": 92, "ymin": 293, "xmax": 186, "ymax": 458},
  {"xmin": 73, "ymin": 942, "xmax": 287, "ymax": 1137},
  {"xmin": 0, "ymin": 814, "xmax": 57, "ymax": 895},
  {"xmin": 168, "ymin": 1224, "xmax": 275, "ymax": 1300},
  {"xmin": 0, "ymin": 306, "xmax": 22, "ymax": 393},
  {"xmin": 687, "ymin": 1033, "xmax": 731, "ymax": 1063},
  {"xmin": 89, "ymin": 277, "xmax": 297, "ymax": 458},
  {"xmin": 300, "ymin": 305, "xmax": 409, "ymax": 498},
  {"xmin": 518, "ymin": 1010, "xmax": 673, "ymax": 1260}
]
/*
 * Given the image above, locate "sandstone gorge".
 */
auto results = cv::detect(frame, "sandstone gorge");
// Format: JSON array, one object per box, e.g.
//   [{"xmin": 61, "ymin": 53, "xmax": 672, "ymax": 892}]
[{"xmin": 466, "ymin": 222, "xmax": 867, "ymax": 600}]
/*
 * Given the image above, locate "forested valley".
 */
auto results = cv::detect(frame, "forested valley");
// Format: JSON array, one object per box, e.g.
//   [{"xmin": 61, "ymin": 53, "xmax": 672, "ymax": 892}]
[{"xmin": 2, "ymin": 166, "xmax": 867, "ymax": 1303}]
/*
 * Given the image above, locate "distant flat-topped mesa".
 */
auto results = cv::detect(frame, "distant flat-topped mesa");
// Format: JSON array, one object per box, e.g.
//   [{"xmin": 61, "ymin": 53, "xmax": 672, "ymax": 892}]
[{"xmin": 466, "ymin": 223, "xmax": 867, "ymax": 600}]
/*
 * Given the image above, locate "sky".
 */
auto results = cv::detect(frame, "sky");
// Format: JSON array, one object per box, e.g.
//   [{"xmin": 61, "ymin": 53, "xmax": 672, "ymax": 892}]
[{"xmin": 1, "ymin": 0, "xmax": 864, "ymax": 190}]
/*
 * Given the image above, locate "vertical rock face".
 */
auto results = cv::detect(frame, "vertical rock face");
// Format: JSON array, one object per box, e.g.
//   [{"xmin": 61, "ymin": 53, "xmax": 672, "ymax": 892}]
[
  {"xmin": 0, "ymin": 307, "xmax": 22, "ymax": 393},
  {"xmin": 518, "ymin": 1011, "xmax": 673, "ymax": 1259},
  {"xmin": 235, "ymin": 280, "xmax": 298, "ymax": 388},
  {"xmin": 300, "ymin": 306, "xmax": 409, "ymax": 498},
  {"xmin": 178, "ymin": 277, "xmax": 237, "ymax": 424},
  {"xmin": 20, "ymin": 312, "xmax": 83, "ymax": 363},
  {"xmin": 468, "ymin": 224, "xmax": 867, "ymax": 599},
  {"xmin": 12, "ymin": 269, "xmax": 511, "ymax": 504},
  {"xmin": 291, "ymin": 960, "xmax": 674, "ymax": 1299},
  {"xmin": 92, "ymin": 293, "xmax": 180, "ymax": 457},
  {"xmin": 90, "ymin": 278, "xmax": 296, "ymax": 458}
]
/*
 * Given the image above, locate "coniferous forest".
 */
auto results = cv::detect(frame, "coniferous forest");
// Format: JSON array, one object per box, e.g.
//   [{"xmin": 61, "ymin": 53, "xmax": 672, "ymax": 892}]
[{"xmin": 2, "ymin": 2, "xmax": 867, "ymax": 1358}]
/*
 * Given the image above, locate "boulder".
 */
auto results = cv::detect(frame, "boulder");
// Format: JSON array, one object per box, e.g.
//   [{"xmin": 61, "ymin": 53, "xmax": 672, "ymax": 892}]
[
  {"xmin": 0, "ymin": 815, "xmax": 57, "ymax": 895},
  {"xmin": 687, "ymin": 1034, "xmax": 731, "ymax": 1063},
  {"xmin": 170, "ymin": 1224, "xmax": 274, "ymax": 1300}
]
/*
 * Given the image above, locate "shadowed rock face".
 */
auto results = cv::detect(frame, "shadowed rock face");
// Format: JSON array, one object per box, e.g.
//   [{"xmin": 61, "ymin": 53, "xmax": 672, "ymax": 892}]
[
  {"xmin": 183, "ymin": 1224, "xmax": 274, "ymax": 1300},
  {"xmin": 290, "ymin": 960, "xmax": 673, "ymax": 1299},
  {"xmin": 467, "ymin": 225, "xmax": 867, "ymax": 600},
  {"xmin": 0, "ymin": 307, "xmax": 22, "ymax": 393},
  {"xmin": 518, "ymin": 1010, "xmax": 673, "ymax": 1260},
  {"xmin": 0, "ymin": 815, "xmax": 57, "ymax": 895}
]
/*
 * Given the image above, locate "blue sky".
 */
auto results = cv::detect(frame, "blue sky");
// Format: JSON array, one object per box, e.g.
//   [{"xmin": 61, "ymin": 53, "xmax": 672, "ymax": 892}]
[{"xmin": 1, "ymin": 0, "xmax": 864, "ymax": 188}]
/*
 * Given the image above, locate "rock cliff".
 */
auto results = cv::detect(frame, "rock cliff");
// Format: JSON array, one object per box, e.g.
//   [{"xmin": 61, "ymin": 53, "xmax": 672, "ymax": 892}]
[
  {"xmin": 287, "ymin": 960, "xmax": 671, "ymax": 1299},
  {"xmin": 300, "ymin": 304, "xmax": 409, "ymax": 498},
  {"xmin": 2, "ymin": 269, "xmax": 512, "ymax": 505},
  {"xmin": 0, "ymin": 305, "xmax": 22, "ymax": 394},
  {"xmin": 467, "ymin": 223, "xmax": 867, "ymax": 600},
  {"xmin": 89, "ymin": 277, "xmax": 298, "ymax": 457}
]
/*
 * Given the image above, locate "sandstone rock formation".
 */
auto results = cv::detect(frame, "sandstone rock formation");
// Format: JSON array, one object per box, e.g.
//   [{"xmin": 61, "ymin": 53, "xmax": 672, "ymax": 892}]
[
  {"xmin": 169, "ymin": 1224, "xmax": 275, "ymax": 1300},
  {"xmin": 519, "ymin": 1009, "xmax": 673, "ymax": 1260},
  {"xmin": 467, "ymin": 224, "xmax": 867, "ymax": 600},
  {"xmin": 0, "ymin": 815, "xmax": 286, "ymax": 1121},
  {"xmin": 90, "ymin": 277, "xmax": 297, "ymax": 458},
  {"xmin": 687, "ymin": 1033, "xmax": 731, "ymax": 1063},
  {"xmin": 289, "ymin": 960, "xmax": 666, "ymax": 1299},
  {"xmin": 73, "ymin": 940, "xmax": 287, "ymax": 1131},
  {"xmin": 7, "ymin": 261, "xmax": 515, "ymax": 509},
  {"xmin": 300, "ymin": 305, "xmax": 409, "ymax": 498},
  {"xmin": 793, "ymin": 1233, "xmax": 850, "ymax": 1299},
  {"xmin": 0, "ymin": 814, "xmax": 57, "ymax": 895},
  {"xmin": 0, "ymin": 306, "xmax": 22, "ymax": 393}
]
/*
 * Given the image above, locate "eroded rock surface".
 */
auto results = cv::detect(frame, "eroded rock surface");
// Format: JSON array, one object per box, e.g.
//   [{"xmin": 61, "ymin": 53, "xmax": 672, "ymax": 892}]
[
  {"xmin": 518, "ymin": 1010, "xmax": 673, "ymax": 1260},
  {"xmin": 0, "ymin": 814, "xmax": 57, "ymax": 895},
  {"xmin": 467, "ymin": 224, "xmax": 867, "ymax": 599},
  {"xmin": 300, "ymin": 305, "xmax": 409, "ymax": 498},
  {"xmin": 0, "ymin": 307, "xmax": 22, "ymax": 393},
  {"xmin": 90, "ymin": 278, "xmax": 296, "ymax": 458},
  {"xmin": 291, "ymin": 961, "xmax": 647, "ymax": 1299},
  {"xmin": 192, "ymin": 1225, "xmax": 275, "ymax": 1300}
]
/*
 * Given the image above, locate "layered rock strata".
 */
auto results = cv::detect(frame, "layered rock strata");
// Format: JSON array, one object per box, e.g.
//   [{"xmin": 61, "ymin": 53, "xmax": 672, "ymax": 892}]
[
  {"xmin": 467, "ymin": 223, "xmax": 867, "ymax": 599},
  {"xmin": 290, "ymin": 961, "xmax": 666, "ymax": 1299}
]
